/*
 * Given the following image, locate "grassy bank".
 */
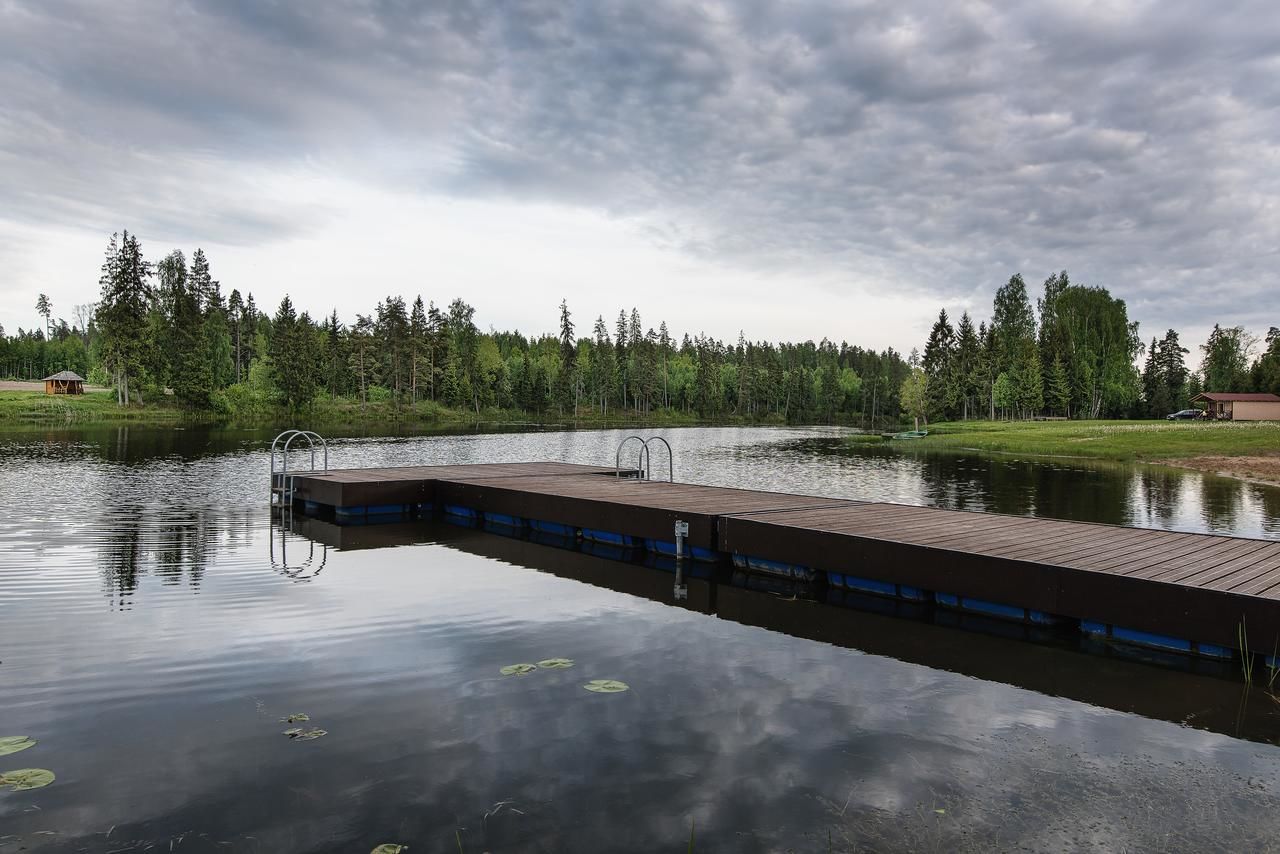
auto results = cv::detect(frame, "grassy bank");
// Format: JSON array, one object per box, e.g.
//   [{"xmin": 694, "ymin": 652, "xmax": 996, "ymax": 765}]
[
  {"xmin": 0, "ymin": 389, "xmax": 782, "ymax": 431},
  {"xmin": 0, "ymin": 390, "xmax": 192, "ymax": 424},
  {"xmin": 906, "ymin": 419, "xmax": 1280, "ymax": 461},
  {"xmin": 883, "ymin": 419, "xmax": 1280, "ymax": 486}
]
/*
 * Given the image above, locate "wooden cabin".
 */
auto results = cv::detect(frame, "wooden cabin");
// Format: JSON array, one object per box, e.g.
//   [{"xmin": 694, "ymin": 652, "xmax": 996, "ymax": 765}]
[
  {"xmin": 42, "ymin": 370, "xmax": 85, "ymax": 395},
  {"xmin": 1191, "ymin": 391, "xmax": 1280, "ymax": 421}
]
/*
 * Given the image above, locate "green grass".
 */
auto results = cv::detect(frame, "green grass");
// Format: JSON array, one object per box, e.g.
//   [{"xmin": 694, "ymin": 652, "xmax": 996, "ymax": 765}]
[
  {"xmin": 0, "ymin": 390, "xmax": 190, "ymax": 424},
  {"xmin": 890, "ymin": 419, "xmax": 1280, "ymax": 462},
  {"xmin": 0, "ymin": 389, "xmax": 772, "ymax": 431}
]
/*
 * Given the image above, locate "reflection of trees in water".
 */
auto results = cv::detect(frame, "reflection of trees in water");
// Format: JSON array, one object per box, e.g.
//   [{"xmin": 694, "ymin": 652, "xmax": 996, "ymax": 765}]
[
  {"xmin": 100, "ymin": 519, "xmax": 143, "ymax": 608},
  {"xmin": 1132, "ymin": 467, "xmax": 1185, "ymax": 529},
  {"xmin": 1199, "ymin": 475, "xmax": 1244, "ymax": 535},
  {"xmin": 1254, "ymin": 484, "xmax": 1280, "ymax": 534},
  {"xmin": 914, "ymin": 453, "xmax": 1131, "ymax": 525},
  {"xmin": 98, "ymin": 506, "xmax": 255, "ymax": 606},
  {"xmin": 11, "ymin": 424, "xmax": 273, "ymax": 465}
]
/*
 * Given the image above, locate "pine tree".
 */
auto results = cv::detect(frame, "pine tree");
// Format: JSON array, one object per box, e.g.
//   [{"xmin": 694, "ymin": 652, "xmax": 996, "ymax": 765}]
[
  {"xmin": 35, "ymin": 294, "xmax": 53, "ymax": 338},
  {"xmin": 269, "ymin": 296, "xmax": 320, "ymax": 410},
  {"xmin": 1158, "ymin": 329, "xmax": 1189, "ymax": 409},
  {"xmin": 228, "ymin": 289, "xmax": 245, "ymax": 383},
  {"xmin": 922, "ymin": 308, "xmax": 957, "ymax": 420},
  {"xmin": 556, "ymin": 299, "xmax": 576, "ymax": 413},
  {"xmin": 347, "ymin": 314, "xmax": 377, "ymax": 404},
  {"xmin": 97, "ymin": 231, "xmax": 153, "ymax": 405},
  {"xmin": 954, "ymin": 312, "xmax": 980, "ymax": 419},
  {"xmin": 409, "ymin": 296, "xmax": 427, "ymax": 402}
]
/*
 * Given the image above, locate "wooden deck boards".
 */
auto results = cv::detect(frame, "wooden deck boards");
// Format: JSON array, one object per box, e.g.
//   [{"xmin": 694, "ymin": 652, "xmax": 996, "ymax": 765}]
[{"xmin": 288, "ymin": 462, "xmax": 1280, "ymax": 649}]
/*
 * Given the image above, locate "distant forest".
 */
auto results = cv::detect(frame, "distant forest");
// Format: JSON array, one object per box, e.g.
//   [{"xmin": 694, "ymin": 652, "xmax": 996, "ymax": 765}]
[
  {"xmin": 908, "ymin": 271, "xmax": 1280, "ymax": 424},
  {"xmin": 0, "ymin": 231, "xmax": 909, "ymax": 424},
  {"xmin": 4, "ymin": 232, "xmax": 1278, "ymax": 424}
]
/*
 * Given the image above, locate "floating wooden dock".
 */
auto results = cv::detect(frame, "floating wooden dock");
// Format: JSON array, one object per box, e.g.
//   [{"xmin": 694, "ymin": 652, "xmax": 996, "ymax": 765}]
[{"xmin": 286, "ymin": 461, "xmax": 1280, "ymax": 659}]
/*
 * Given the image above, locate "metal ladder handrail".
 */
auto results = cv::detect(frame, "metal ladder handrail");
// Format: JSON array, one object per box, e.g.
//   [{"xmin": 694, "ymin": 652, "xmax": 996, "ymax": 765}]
[
  {"xmin": 616, "ymin": 435, "xmax": 648, "ymax": 479},
  {"xmin": 646, "ymin": 436, "xmax": 674, "ymax": 482},
  {"xmin": 271, "ymin": 429, "xmax": 329, "ymax": 509},
  {"xmin": 613, "ymin": 435, "xmax": 674, "ymax": 482}
]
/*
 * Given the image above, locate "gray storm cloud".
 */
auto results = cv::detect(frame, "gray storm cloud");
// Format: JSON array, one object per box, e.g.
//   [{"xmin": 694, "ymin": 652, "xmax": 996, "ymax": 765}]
[{"xmin": 1, "ymin": 0, "xmax": 1277, "ymax": 331}]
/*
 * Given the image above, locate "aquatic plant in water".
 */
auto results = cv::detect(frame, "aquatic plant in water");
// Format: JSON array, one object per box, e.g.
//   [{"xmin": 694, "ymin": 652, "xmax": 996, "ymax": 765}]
[
  {"xmin": 283, "ymin": 727, "xmax": 328, "ymax": 741},
  {"xmin": 371, "ymin": 845, "xmax": 407, "ymax": 853},
  {"xmin": 279, "ymin": 713, "xmax": 310, "ymax": 723},
  {"xmin": 0, "ymin": 736, "xmax": 36, "ymax": 757},
  {"xmin": 500, "ymin": 663, "xmax": 538, "ymax": 676},
  {"xmin": 0, "ymin": 768, "xmax": 55, "ymax": 791},
  {"xmin": 536, "ymin": 658, "xmax": 575, "ymax": 669},
  {"xmin": 583, "ymin": 679, "xmax": 629, "ymax": 693}
]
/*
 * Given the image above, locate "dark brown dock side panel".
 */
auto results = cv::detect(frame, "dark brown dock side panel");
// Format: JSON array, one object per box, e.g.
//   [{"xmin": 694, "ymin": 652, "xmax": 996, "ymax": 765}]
[
  {"xmin": 719, "ymin": 504, "xmax": 1280, "ymax": 649},
  {"xmin": 437, "ymin": 475, "xmax": 862, "ymax": 551}
]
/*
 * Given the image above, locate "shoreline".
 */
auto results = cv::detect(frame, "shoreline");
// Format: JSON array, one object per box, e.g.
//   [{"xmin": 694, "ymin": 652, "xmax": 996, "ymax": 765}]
[
  {"xmin": 881, "ymin": 419, "xmax": 1280, "ymax": 491},
  {"xmin": 1163, "ymin": 455, "xmax": 1280, "ymax": 489}
]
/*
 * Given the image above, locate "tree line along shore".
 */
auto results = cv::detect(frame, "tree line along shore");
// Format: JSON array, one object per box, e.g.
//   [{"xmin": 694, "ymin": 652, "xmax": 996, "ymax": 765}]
[{"xmin": 2, "ymin": 233, "xmax": 1278, "ymax": 438}]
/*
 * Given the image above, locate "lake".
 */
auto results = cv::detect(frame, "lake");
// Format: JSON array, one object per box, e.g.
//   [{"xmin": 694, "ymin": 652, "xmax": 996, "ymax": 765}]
[{"xmin": 3, "ymin": 424, "xmax": 1280, "ymax": 852}]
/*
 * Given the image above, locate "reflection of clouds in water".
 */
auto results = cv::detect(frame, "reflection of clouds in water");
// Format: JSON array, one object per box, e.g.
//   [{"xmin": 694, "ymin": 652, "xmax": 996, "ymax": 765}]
[
  {"xmin": 4, "ymin": 533, "xmax": 1280, "ymax": 851},
  {"xmin": 4, "ymin": 427, "xmax": 1280, "ymax": 849}
]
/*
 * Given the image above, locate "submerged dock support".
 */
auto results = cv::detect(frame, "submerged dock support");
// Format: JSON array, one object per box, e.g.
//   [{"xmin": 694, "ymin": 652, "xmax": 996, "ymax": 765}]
[{"xmin": 674, "ymin": 520, "xmax": 689, "ymax": 601}]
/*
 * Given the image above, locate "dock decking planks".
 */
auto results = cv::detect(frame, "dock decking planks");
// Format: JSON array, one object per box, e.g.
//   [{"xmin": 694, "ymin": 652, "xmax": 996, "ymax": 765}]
[{"xmin": 288, "ymin": 462, "xmax": 1280, "ymax": 650}]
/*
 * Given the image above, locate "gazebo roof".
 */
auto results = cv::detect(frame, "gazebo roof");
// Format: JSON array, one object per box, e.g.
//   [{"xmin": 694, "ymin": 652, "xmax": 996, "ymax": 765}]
[{"xmin": 42, "ymin": 370, "xmax": 85, "ymax": 382}]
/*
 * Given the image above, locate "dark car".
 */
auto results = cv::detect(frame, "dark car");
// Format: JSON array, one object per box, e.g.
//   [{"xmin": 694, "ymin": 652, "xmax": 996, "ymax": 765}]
[{"xmin": 1166, "ymin": 409, "xmax": 1203, "ymax": 420}]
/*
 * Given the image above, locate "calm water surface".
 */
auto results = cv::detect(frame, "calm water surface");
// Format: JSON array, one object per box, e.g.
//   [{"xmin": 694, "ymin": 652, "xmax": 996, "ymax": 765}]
[{"xmin": 3, "ymin": 424, "xmax": 1280, "ymax": 852}]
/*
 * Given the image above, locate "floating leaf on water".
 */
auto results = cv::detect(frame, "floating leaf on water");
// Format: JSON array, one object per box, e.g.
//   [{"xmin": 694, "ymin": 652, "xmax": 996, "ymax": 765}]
[
  {"xmin": 500, "ymin": 663, "xmax": 538, "ymax": 676},
  {"xmin": 0, "ymin": 769, "xmax": 55, "ymax": 791},
  {"xmin": 279, "ymin": 713, "xmax": 310, "ymax": 723},
  {"xmin": 0, "ymin": 737, "xmax": 36, "ymax": 757},
  {"xmin": 283, "ymin": 727, "xmax": 327, "ymax": 741},
  {"xmin": 371, "ymin": 845, "xmax": 407, "ymax": 854},
  {"xmin": 583, "ymin": 679, "xmax": 629, "ymax": 693},
  {"xmin": 536, "ymin": 658, "xmax": 575, "ymax": 669}
]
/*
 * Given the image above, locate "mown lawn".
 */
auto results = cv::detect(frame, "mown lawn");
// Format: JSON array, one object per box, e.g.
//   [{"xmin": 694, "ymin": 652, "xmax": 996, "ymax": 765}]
[{"xmin": 905, "ymin": 419, "xmax": 1280, "ymax": 462}]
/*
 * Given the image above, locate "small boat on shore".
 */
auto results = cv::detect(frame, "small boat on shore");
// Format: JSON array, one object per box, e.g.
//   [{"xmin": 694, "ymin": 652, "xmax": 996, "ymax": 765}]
[{"xmin": 883, "ymin": 430, "xmax": 929, "ymax": 440}]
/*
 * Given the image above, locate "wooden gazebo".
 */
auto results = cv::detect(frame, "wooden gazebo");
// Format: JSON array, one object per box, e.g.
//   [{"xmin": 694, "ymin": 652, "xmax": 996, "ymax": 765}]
[{"xmin": 43, "ymin": 370, "xmax": 85, "ymax": 395}]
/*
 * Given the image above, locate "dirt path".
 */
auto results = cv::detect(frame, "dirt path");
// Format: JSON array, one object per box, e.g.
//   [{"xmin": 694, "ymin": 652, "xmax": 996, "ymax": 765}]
[{"xmin": 1169, "ymin": 455, "xmax": 1280, "ymax": 488}]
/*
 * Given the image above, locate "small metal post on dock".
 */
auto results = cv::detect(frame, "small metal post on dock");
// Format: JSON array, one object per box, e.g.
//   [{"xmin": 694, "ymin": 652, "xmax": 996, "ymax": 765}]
[{"xmin": 673, "ymin": 519, "xmax": 689, "ymax": 601}]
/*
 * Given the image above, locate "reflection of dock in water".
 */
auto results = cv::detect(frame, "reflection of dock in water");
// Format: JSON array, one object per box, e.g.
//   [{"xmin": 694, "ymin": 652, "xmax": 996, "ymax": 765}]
[
  {"xmin": 283, "ymin": 460, "xmax": 1280, "ymax": 723},
  {"xmin": 283, "ymin": 513, "xmax": 1280, "ymax": 745}
]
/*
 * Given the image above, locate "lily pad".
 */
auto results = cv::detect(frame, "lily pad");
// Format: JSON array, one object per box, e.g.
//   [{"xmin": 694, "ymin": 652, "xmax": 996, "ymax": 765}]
[
  {"xmin": 583, "ymin": 679, "xmax": 630, "ymax": 693},
  {"xmin": 371, "ymin": 845, "xmax": 407, "ymax": 854},
  {"xmin": 0, "ymin": 737, "xmax": 36, "ymax": 757},
  {"xmin": 500, "ymin": 663, "xmax": 538, "ymax": 676},
  {"xmin": 284, "ymin": 728, "xmax": 327, "ymax": 741},
  {"xmin": 279, "ymin": 713, "xmax": 310, "ymax": 723},
  {"xmin": 0, "ymin": 769, "xmax": 55, "ymax": 791},
  {"xmin": 536, "ymin": 658, "xmax": 575, "ymax": 669}
]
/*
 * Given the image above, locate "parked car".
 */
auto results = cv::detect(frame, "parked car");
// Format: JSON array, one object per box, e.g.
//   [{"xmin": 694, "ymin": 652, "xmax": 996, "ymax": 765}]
[{"xmin": 1166, "ymin": 409, "xmax": 1204, "ymax": 420}]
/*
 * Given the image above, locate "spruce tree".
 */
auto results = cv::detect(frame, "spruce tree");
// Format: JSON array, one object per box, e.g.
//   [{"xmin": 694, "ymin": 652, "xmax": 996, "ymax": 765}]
[
  {"xmin": 96, "ymin": 231, "xmax": 153, "ymax": 405},
  {"xmin": 556, "ymin": 299, "xmax": 576, "ymax": 413}
]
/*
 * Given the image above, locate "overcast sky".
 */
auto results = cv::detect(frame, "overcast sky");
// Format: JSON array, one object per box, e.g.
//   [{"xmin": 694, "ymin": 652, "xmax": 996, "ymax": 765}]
[{"xmin": 1, "ymin": 0, "xmax": 1277, "ymax": 354}]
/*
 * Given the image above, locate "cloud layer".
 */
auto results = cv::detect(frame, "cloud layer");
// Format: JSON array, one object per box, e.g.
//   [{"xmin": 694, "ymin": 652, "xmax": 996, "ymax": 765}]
[{"xmin": 2, "ymin": 0, "xmax": 1278, "ymax": 342}]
